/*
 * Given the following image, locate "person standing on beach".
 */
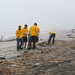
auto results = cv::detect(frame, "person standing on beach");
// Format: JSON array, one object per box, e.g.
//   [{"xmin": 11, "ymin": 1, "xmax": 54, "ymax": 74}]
[
  {"xmin": 29, "ymin": 23, "xmax": 39, "ymax": 49},
  {"xmin": 15, "ymin": 25, "xmax": 23, "ymax": 51},
  {"xmin": 48, "ymin": 32, "xmax": 56, "ymax": 44},
  {"xmin": 21, "ymin": 24, "xmax": 28, "ymax": 48}
]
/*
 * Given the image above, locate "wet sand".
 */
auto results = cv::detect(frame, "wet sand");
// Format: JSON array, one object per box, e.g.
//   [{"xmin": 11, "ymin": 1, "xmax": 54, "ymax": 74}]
[
  {"xmin": 0, "ymin": 39, "xmax": 75, "ymax": 75},
  {"xmin": 0, "ymin": 40, "xmax": 25, "ymax": 60}
]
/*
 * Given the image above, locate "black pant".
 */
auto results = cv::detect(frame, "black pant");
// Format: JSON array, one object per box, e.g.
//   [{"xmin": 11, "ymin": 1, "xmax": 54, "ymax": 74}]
[
  {"xmin": 48, "ymin": 34, "xmax": 55, "ymax": 44},
  {"xmin": 16, "ymin": 38, "xmax": 23, "ymax": 50},
  {"xmin": 31, "ymin": 36, "xmax": 37, "ymax": 49},
  {"xmin": 27, "ymin": 35, "xmax": 31, "ymax": 49}
]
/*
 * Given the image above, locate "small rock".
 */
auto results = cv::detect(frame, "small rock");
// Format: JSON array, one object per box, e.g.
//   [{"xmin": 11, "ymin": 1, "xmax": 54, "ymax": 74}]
[
  {"xmin": 17, "ymin": 55, "xmax": 21, "ymax": 57},
  {"xmin": 0, "ymin": 61, "xmax": 2, "ymax": 63},
  {"xmin": 10, "ymin": 64, "xmax": 17, "ymax": 67},
  {"xmin": 32, "ymin": 63, "xmax": 41, "ymax": 68},
  {"xmin": 35, "ymin": 63, "xmax": 41, "ymax": 66}
]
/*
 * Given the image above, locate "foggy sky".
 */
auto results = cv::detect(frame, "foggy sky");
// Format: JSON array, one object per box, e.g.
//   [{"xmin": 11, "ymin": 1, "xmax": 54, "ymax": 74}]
[{"xmin": 0, "ymin": 0, "xmax": 75, "ymax": 31}]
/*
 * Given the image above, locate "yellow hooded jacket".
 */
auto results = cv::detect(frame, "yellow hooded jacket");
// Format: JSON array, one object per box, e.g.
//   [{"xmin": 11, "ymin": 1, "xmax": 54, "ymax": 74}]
[
  {"xmin": 15, "ymin": 29, "xmax": 22, "ymax": 38},
  {"xmin": 21, "ymin": 27, "xmax": 28, "ymax": 37},
  {"xmin": 49, "ymin": 32, "xmax": 56, "ymax": 34},
  {"xmin": 29, "ymin": 25, "xmax": 38, "ymax": 36}
]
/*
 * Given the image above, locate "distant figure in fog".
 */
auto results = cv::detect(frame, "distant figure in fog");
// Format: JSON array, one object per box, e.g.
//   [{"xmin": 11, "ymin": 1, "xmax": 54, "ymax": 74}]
[
  {"xmin": 15, "ymin": 25, "xmax": 23, "ymax": 51},
  {"xmin": 48, "ymin": 32, "xmax": 56, "ymax": 44}
]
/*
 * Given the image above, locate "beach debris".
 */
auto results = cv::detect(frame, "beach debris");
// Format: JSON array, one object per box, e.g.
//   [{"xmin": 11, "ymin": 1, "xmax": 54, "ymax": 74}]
[
  {"xmin": 0, "ymin": 35, "xmax": 4, "ymax": 41},
  {"xmin": 72, "ymin": 29, "xmax": 75, "ymax": 33},
  {"xmin": 35, "ymin": 63, "xmax": 41, "ymax": 66},
  {"xmin": 67, "ymin": 34, "xmax": 72, "ymax": 37},
  {"xmin": 17, "ymin": 55, "xmax": 21, "ymax": 57},
  {"xmin": 0, "ymin": 61, "xmax": 2, "ymax": 63},
  {"xmin": 32, "ymin": 63, "xmax": 41, "ymax": 68},
  {"xmin": 28, "ymin": 50, "xmax": 42, "ymax": 53},
  {"xmin": 9, "ymin": 64, "xmax": 17, "ymax": 67},
  {"xmin": 71, "ymin": 47, "xmax": 75, "ymax": 49},
  {"xmin": 67, "ymin": 34, "xmax": 75, "ymax": 38},
  {"xmin": 51, "ymin": 46, "xmax": 57, "ymax": 50},
  {"xmin": 0, "ymin": 56, "xmax": 5, "ymax": 59},
  {"xmin": 39, "ymin": 42, "xmax": 46, "ymax": 46}
]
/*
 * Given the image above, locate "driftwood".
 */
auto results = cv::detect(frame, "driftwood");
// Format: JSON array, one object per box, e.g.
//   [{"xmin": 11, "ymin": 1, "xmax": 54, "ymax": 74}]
[{"xmin": 0, "ymin": 35, "xmax": 4, "ymax": 41}]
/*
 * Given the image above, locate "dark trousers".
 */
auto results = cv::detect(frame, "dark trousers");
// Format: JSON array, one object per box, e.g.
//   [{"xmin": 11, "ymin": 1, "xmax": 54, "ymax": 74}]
[
  {"xmin": 48, "ymin": 34, "xmax": 55, "ymax": 44},
  {"xmin": 31, "ymin": 36, "xmax": 37, "ymax": 49},
  {"xmin": 27, "ymin": 35, "xmax": 31, "ymax": 49},
  {"xmin": 16, "ymin": 38, "xmax": 23, "ymax": 50}
]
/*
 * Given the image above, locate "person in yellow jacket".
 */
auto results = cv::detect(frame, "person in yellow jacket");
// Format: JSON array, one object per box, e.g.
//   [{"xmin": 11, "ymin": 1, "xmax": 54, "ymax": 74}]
[
  {"xmin": 29, "ymin": 23, "xmax": 39, "ymax": 49},
  {"xmin": 21, "ymin": 24, "xmax": 28, "ymax": 48},
  {"xmin": 48, "ymin": 32, "xmax": 56, "ymax": 44},
  {"xmin": 15, "ymin": 25, "xmax": 23, "ymax": 51}
]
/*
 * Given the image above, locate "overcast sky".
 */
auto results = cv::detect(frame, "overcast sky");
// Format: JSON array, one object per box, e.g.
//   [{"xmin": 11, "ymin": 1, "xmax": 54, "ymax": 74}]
[{"xmin": 0, "ymin": 0, "xmax": 75, "ymax": 31}]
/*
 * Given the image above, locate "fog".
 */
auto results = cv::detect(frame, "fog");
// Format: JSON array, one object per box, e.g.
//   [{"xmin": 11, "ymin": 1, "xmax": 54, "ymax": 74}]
[{"xmin": 0, "ymin": 0, "xmax": 75, "ymax": 31}]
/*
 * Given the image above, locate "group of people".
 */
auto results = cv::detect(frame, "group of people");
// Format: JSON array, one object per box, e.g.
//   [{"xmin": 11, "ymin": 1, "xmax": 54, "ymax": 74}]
[
  {"xmin": 15, "ymin": 22, "xmax": 56, "ymax": 51},
  {"xmin": 15, "ymin": 23, "xmax": 40, "ymax": 51}
]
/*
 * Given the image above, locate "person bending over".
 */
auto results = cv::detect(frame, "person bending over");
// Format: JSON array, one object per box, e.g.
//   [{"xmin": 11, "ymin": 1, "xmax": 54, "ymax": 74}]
[{"xmin": 48, "ymin": 32, "xmax": 56, "ymax": 44}]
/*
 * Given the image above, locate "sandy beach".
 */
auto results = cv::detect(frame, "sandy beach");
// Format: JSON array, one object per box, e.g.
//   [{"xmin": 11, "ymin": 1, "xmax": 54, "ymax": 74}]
[
  {"xmin": 0, "ymin": 31, "xmax": 75, "ymax": 75},
  {"xmin": 0, "ymin": 40, "xmax": 25, "ymax": 60},
  {"xmin": 0, "ymin": 0, "xmax": 75, "ymax": 74}
]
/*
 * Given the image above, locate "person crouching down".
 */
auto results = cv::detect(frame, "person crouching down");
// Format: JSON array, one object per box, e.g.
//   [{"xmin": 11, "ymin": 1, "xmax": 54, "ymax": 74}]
[
  {"xmin": 15, "ymin": 25, "xmax": 23, "ymax": 51},
  {"xmin": 48, "ymin": 32, "xmax": 56, "ymax": 44}
]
